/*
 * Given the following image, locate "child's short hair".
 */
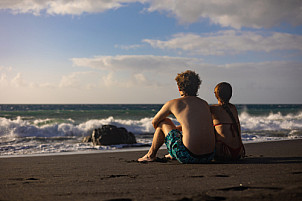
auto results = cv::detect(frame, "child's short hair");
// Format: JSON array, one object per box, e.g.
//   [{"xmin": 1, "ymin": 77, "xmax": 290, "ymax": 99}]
[{"xmin": 175, "ymin": 70, "xmax": 201, "ymax": 96}]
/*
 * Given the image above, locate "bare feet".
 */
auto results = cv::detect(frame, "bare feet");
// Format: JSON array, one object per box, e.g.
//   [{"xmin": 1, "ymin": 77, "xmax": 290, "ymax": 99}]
[
  {"xmin": 138, "ymin": 154, "xmax": 156, "ymax": 162},
  {"xmin": 165, "ymin": 154, "xmax": 175, "ymax": 160}
]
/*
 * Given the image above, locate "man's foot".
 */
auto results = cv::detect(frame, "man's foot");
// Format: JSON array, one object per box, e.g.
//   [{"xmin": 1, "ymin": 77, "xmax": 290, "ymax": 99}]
[
  {"xmin": 165, "ymin": 154, "xmax": 175, "ymax": 160},
  {"xmin": 138, "ymin": 154, "xmax": 156, "ymax": 162}
]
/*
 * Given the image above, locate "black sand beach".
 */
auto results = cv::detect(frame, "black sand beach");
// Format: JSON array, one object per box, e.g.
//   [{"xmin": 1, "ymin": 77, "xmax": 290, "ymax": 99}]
[{"xmin": 1, "ymin": 140, "xmax": 302, "ymax": 201}]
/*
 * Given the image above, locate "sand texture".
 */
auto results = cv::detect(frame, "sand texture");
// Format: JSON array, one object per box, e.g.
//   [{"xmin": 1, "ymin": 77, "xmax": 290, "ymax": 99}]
[{"xmin": 1, "ymin": 139, "xmax": 302, "ymax": 201}]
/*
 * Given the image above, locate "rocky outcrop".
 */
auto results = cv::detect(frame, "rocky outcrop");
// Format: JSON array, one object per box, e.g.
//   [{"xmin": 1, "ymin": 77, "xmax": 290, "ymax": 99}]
[{"xmin": 83, "ymin": 125, "xmax": 136, "ymax": 146}]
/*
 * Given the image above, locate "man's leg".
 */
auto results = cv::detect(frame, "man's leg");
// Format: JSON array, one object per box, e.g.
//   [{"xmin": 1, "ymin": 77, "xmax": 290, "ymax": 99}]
[{"xmin": 138, "ymin": 118, "xmax": 176, "ymax": 162}]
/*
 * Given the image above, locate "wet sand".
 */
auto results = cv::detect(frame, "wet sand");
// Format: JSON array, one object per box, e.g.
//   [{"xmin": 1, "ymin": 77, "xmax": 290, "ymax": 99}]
[{"xmin": 1, "ymin": 139, "xmax": 302, "ymax": 201}]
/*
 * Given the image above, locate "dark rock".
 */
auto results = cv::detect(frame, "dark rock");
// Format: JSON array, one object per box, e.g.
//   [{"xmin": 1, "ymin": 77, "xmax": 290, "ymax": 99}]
[{"xmin": 83, "ymin": 125, "xmax": 136, "ymax": 146}]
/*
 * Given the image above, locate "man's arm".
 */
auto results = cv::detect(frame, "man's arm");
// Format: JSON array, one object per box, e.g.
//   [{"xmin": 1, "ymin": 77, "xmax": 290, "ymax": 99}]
[{"xmin": 152, "ymin": 100, "xmax": 173, "ymax": 129}]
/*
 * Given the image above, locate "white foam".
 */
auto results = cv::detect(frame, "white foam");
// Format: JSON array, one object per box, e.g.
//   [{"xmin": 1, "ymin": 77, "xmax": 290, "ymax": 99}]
[
  {"xmin": 1, "ymin": 112, "xmax": 302, "ymax": 156},
  {"xmin": 239, "ymin": 111, "xmax": 302, "ymax": 131},
  {"xmin": 1, "ymin": 111, "xmax": 302, "ymax": 139},
  {"xmin": 0, "ymin": 116, "xmax": 156, "ymax": 139}
]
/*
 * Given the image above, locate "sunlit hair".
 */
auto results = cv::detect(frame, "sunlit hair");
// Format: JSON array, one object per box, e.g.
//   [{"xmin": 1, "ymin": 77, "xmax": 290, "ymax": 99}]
[
  {"xmin": 214, "ymin": 82, "xmax": 232, "ymax": 104},
  {"xmin": 175, "ymin": 70, "xmax": 201, "ymax": 96}
]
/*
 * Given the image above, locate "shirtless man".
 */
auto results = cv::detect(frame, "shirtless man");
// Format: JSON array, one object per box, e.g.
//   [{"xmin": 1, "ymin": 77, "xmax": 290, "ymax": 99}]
[{"xmin": 138, "ymin": 70, "xmax": 215, "ymax": 163}]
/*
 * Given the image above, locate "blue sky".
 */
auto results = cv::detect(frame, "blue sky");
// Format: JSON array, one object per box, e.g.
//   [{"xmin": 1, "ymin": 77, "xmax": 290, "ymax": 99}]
[{"xmin": 0, "ymin": 0, "xmax": 301, "ymax": 104}]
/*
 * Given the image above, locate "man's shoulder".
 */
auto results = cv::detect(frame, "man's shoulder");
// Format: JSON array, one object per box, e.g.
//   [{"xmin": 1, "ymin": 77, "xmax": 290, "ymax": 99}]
[
  {"xmin": 165, "ymin": 98, "xmax": 179, "ymax": 105},
  {"xmin": 162, "ymin": 98, "xmax": 181, "ymax": 109},
  {"xmin": 166, "ymin": 97, "xmax": 210, "ymax": 107},
  {"xmin": 171, "ymin": 96, "xmax": 207, "ymax": 103},
  {"xmin": 166, "ymin": 97, "xmax": 186, "ymax": 103},
  {"xmin": 195, "ymin": 96, "xmax": 208, "ymax": 103}
]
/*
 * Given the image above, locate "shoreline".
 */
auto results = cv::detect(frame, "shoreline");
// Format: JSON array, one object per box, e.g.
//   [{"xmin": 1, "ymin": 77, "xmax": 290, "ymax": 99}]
[
  {"xmin": 0, "ymin": 138, "xmax": 301, "ymax": 159},
  {"xmin": 1, "ymin": 139, "xmax": 302, "ymax": 201}
]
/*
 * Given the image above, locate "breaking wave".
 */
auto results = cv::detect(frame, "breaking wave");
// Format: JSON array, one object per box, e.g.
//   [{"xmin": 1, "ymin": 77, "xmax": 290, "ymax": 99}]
[
  {"xmin": 0, "ymin": 116, "xmax": 155, "ymax": 138},
  {"xmin": 1, "ymin": 111, "xmax": 302, "ymax": 156}
]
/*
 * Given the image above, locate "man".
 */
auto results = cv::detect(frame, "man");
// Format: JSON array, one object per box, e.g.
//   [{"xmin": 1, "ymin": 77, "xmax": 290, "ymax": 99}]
[{"xmin": 138, "ymin": 70, "xmax": 215, "ymax": 163}]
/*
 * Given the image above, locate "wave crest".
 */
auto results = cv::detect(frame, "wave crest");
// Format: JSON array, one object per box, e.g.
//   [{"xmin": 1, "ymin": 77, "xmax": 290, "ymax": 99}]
[
  {"xmin": 239, "ymin": 111, "xmax": 302, "ymax": 131},
  {"xmin": 1, "ymin": 111, "xmax": 302, "ymax": 139},
  {"xmin": 0, "ymin": 116, "xmax": 155, "ymax": 138}
]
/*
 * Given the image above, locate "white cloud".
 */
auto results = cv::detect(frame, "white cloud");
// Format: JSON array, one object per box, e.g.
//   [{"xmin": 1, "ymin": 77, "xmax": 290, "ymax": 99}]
[
  {"xmin": 0, "ymin": 73, "xmax": 8, "ymax": 87},
  {"xmin": 59, "ymin": 71, "xmax": 100, "ymax": 89},
  {"xmin": 3, "ymin": 71, "xmax": 36, "ymax": 88},
  {"xmin": 0, "ymin": 69, "xmax": 50, "ymax": 89},
  {"xmin": 1, "ymin": 60, "xmax": 301, "ymax": 103},
  {"xmin": 71, "ymin": 55, "xmax": 205, "ymax": 89},
  {"xmin": 0, "ymin": 66, "xmax": 12, "ymax": 87},
  {"xmin": 11, "ymin": 73, "xmax": 28, "ymax": 87},
  {"xmin": 1, "ymin": 1, "xmax": 300, "ymax": 28},
  {"xmin": 0, "ymin": 0, "xmax": 48, "ymax": 16},
  {"xmin": 71, "ymin": 54, "xmax": 201, "ymax": 72},
  {"xmin": 102, "ymin": 72, "xmax": 117, "ymax": 87},
  {"xmin": 0, "ymin": 0, "xmax": 146, "ymax": 16},
  {"xmin": 101, "ymin": 72, "xmax": 149, "ymax": 88},
  {"xmin": 114, "ymin": 44, "xmax": 143, "ymax": 50},
  {"xmin": 143, "ymin": 30, "xmax": 302, "ymax": 56},
  {"xmin": 0, "ymin": 67, "xmax": 100, "ymax": 90},
  {"xmin": 146, "ymin": 0, "xmax": 302, "ymax": 28},
  {"xmin": 71, "ymin": 54, "xmax": 302, "ymax": 103},
  {"xmin": 219, "ymin": 61, "xmax": 302, "ymax": 103},
  {"xmin": 133, "ymin": 73, "xmax": 147, "ymax": 84}
]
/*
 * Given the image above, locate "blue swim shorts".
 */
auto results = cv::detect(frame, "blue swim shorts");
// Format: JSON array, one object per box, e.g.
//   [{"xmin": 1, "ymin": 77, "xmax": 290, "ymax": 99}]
[{"xmin": 164, "ymin": 129, "xmax": 215, "ymax": 164}]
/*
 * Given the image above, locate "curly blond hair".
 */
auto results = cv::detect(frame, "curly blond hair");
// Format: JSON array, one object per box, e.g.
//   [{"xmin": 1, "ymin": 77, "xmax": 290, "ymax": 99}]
[{"xmin": 175, "ymin": 70, "xmax": 201, "ymax": 96}]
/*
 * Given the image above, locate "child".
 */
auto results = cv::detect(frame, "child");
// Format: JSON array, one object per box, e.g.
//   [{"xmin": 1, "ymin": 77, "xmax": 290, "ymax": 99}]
[{"xmin": 210, "ymin": 82, "xmax": 245, "ymax": 161}]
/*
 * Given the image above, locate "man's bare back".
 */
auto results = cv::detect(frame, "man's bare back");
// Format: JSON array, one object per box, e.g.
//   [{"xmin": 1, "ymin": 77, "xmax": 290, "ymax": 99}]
[{"xmin": 153, "ymin": 96, "xmax": 215, "ymax": 155}]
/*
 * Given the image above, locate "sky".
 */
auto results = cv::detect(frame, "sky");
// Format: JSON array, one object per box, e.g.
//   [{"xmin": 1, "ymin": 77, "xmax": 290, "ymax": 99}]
[{"xmin": 0, "ymin": 0, "xmax": 301, "ymax": 104}]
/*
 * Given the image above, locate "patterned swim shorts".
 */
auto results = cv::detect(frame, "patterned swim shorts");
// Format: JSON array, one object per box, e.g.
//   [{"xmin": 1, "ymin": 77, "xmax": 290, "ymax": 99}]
[{"xmin": 164, "ymin": 129, "xmax": 215, "ymax": 164}]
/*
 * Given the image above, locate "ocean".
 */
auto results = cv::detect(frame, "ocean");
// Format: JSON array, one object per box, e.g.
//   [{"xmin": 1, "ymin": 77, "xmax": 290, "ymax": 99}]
[{"xmin": 0, "ymin": 104, "xmax": 302, "ymax": 157}]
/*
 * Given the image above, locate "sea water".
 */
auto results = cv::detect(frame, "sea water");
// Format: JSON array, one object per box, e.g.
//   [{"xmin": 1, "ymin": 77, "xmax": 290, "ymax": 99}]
[{"xmin": 0, "ymin": 104, "xmax": 301, "ymax": 156}]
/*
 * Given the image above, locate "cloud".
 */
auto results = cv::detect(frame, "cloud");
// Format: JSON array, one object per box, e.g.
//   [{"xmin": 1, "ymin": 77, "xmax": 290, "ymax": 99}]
[
  {"xmin": 146, "ymin": 0, "xmax": 302, "ymax": 28},
  {"xmin": 11, "ymin": 73, "xmax": 29, "ymax": 87},
  {"xmin": 102, "ymin": 72, "xmax": 150, "ymax": 88},
  {"xmin": 0, "ymin": 67, "xmax": 100, "ymax": 90},
  {"xmin": 221, "ymin": 61, "xmax": 302, "ymax": 103},
  {"xmin": 59, "ymin": 71, "xmax": 99, "ymax": 89},
  {"xmin": 133, "ymin": 73, "xmax": 147, "ymax": 84},
  {"xmin": 0, "ymin": 65, "xmax": 152, "ymax": 91},
  {"xmin": 114, "ymin": 44, "xmax": 143, "ymax": 50},
  {"xmin": 71, "ymin": 54, "xmax": 302, "ymax": 103},
  {"xmin": 1, "ymin": 60, "xmax": 301, "ymax": 103},
  {"xmin": 71, "ymin": 55, "xmax": 201, "ymax": 72},
  {"xmin": 71, "ymin": 55, "xmax": 206, "ymax": 89},
  {"xmin": 0, "ymin": 0, "xmax": 145, "ymax": 16},
  {"xmin": 0, "ymin": 67, "xmax": 34, "ymax": 88},
  {"xmin": 0, "ymin": 70, "xmax": 50, "ymax": 89},
  {"xmin": 1, "ymin": 1, "xmax": 301, "ymax": 28},
  {"xmin": 143, "ymin": 30, "xmax": 302, "ymax": 56}
]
